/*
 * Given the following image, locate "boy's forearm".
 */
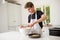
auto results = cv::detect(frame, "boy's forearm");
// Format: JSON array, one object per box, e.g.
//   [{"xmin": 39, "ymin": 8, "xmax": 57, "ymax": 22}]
[{"xmin": 33, "ymin": 14, "xmax": 47, "ymax": 24}]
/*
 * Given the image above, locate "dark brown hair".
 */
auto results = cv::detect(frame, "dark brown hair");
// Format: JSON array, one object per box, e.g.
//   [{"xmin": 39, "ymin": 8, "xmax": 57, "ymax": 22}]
[{"xmin": 24, "ymin": 2, "xmax": 34, "ymax": 8}]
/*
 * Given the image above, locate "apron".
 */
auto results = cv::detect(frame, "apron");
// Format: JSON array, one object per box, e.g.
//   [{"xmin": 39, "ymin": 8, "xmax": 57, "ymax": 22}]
[{"xmin": 29, "ymin": 12, "xmax": 42, "ymax": 34}]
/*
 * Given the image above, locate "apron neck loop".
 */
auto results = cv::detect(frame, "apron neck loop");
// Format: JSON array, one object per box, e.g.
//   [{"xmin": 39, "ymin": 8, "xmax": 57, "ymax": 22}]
[{"xmin": 31, "ymin": 12, "xmax": 37, "ymax": 19}]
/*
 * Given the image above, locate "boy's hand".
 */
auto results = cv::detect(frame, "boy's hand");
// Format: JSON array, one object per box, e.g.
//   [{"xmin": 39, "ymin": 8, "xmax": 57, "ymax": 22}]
[{"xmin": 28, "ymin": 23, "xmax": 35, "ymax": 27}]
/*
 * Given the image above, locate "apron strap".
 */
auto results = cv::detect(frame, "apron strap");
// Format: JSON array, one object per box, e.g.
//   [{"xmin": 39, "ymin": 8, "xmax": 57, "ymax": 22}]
[
  {"xmin": 35, "ymin": 12, "xmax": 37, "ymax": 20},
  {"xmin": 31, "ymin": 12, "xmax": 37, "ymax": 20}
]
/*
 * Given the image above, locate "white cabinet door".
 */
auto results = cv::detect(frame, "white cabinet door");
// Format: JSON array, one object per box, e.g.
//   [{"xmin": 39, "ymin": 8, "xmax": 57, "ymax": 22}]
[
  {"xmin": 7, "ymin": 3, "xmax": 22, "ymax": 27},
  {"xmin": 0, "ymin": 2, "xmax": 8, "ymax": 32}
]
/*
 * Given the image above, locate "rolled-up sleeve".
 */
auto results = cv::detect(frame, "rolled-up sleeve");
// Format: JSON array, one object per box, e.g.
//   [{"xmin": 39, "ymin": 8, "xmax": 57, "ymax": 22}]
[{"xmin": 39, "ymin": 11, "xmax": 44, "ymax": 16}]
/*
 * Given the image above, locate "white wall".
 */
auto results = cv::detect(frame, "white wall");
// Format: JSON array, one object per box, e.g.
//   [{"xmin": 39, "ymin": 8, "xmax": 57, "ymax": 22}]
[
  {"xmin": 0, "ymin": 2, "xmax": 8, "ymax": 33},
  {"xmin": 50, "ymin": 0, "xmax": 60, "ymax": 25},
  {"xmin": 19, "ymin": 0, "xmax": 30, "ymax": 25},
  {"xmin": 19, "ymin": 0, "xmax": 60, "ymax": 26}
]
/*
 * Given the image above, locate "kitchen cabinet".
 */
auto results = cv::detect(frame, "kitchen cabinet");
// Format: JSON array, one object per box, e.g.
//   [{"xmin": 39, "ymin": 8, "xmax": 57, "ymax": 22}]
[
  {"xmin": 7, "ymin": 3, "xmax": 22, "ymax": 30},
  {"xmin": 0, "ymin": 1, "xmax": 22, "ymax": 32}
]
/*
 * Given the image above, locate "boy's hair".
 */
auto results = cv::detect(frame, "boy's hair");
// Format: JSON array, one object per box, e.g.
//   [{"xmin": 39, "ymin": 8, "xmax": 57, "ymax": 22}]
[{"xmin": 24, "ymin": 2, "xmax": 34, "ymax": 8}]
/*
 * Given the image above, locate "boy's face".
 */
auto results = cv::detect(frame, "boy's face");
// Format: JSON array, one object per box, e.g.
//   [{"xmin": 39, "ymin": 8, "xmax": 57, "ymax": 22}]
[{"xmin": 26, "ymin": 6, "xmax": 34, "ymax": 13}]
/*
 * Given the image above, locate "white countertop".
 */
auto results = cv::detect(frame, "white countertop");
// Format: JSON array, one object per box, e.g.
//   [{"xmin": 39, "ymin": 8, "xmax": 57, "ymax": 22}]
[{"xmin": 0, "ymin": 31, "xmax": 60, "ymax": 40}]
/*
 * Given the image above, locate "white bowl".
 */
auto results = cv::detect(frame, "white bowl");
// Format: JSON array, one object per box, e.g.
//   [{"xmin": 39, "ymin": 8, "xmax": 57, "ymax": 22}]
[{"xmin": 18, "ymin": 27, "xmax": 31, "ymax": 35}]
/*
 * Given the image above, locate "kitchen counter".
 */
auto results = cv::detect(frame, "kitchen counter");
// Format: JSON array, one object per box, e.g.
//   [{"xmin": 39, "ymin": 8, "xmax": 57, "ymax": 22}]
[{"xmin": 0, "ymin": 31, "xmax": 60, "ymax": 40}]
